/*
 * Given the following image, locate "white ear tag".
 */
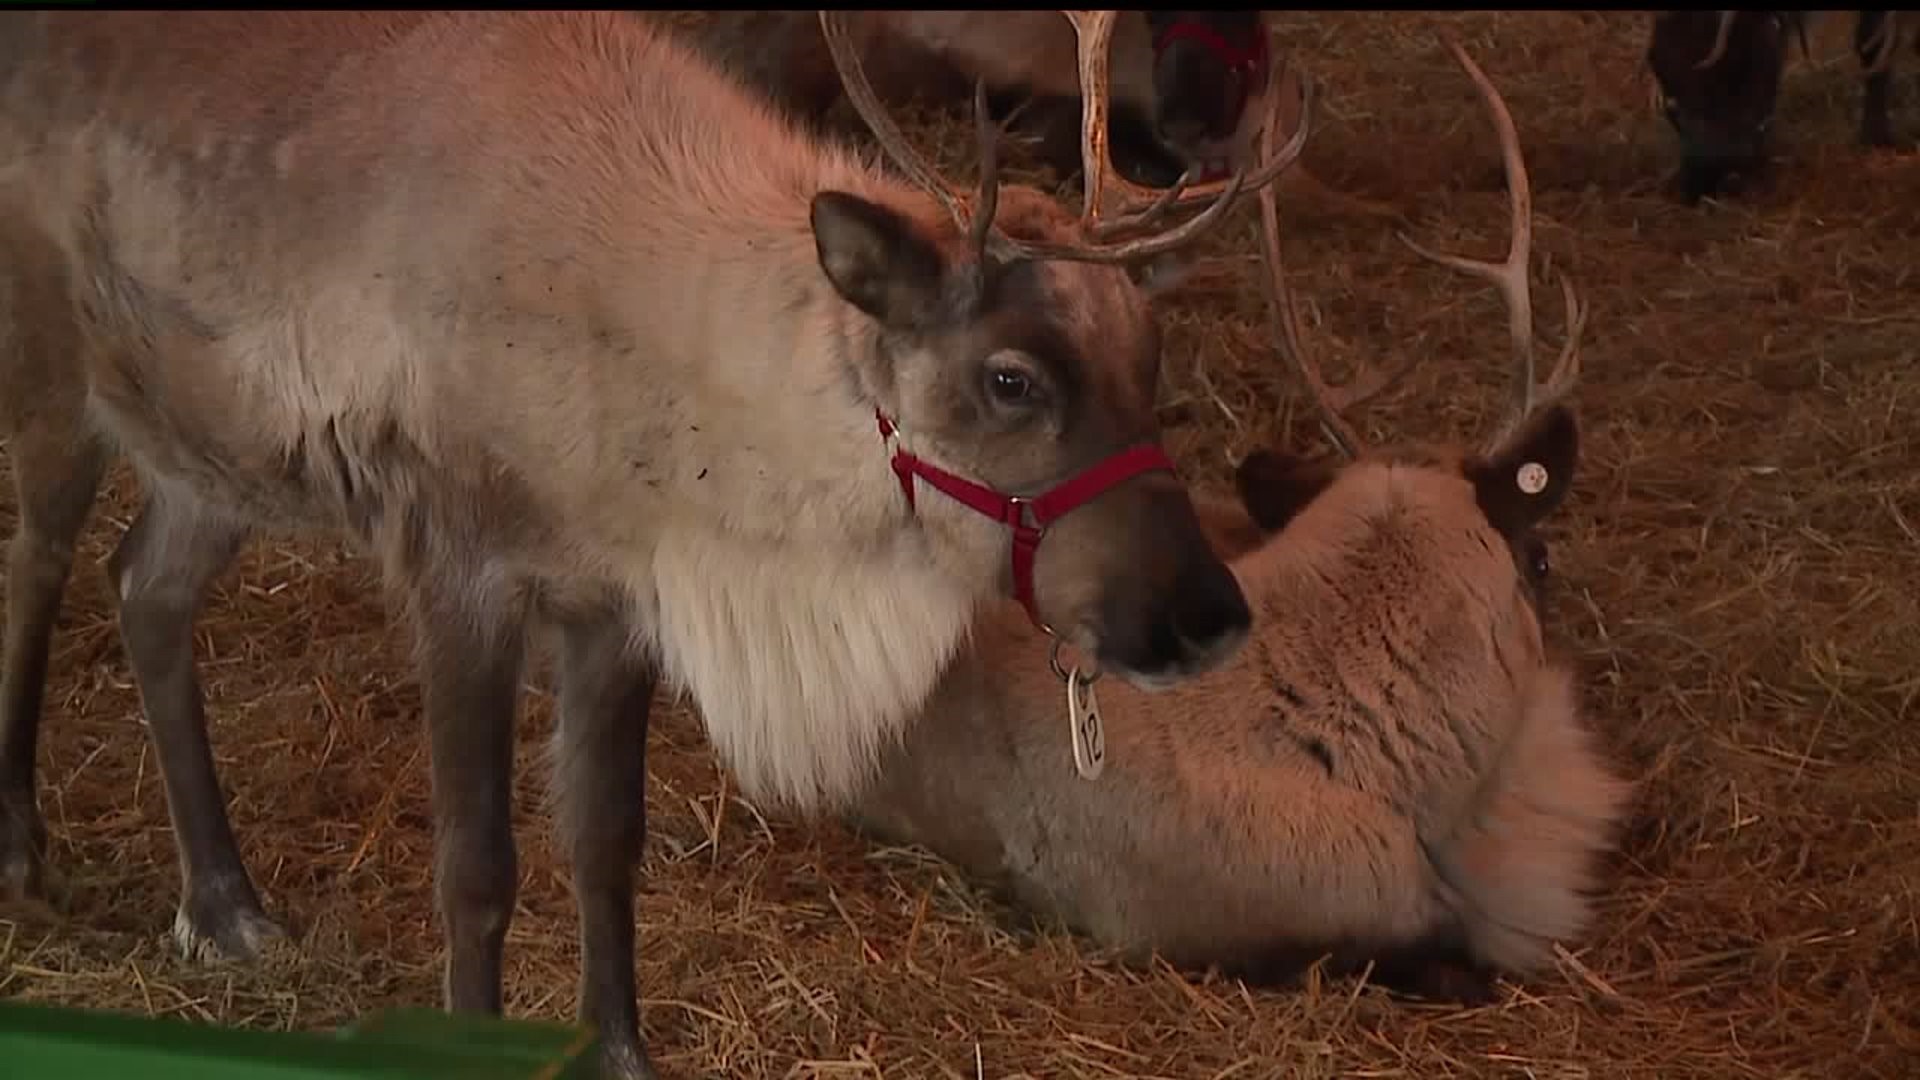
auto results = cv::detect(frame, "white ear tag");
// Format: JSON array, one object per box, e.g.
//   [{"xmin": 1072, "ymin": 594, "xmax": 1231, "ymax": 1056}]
[
  {"xmin": 1066, "ymin": 668, "xmax": 1106, "ymax": 781},
  {"xmin": 1516, "ymin": 461, "xmax": 1550, "ymax": 496}
]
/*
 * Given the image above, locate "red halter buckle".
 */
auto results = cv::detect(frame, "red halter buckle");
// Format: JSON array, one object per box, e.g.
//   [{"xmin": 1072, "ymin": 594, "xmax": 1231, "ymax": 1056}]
[{"xmin": 875, "ymin": 410, "xmax": 1175, "ymax": 629}]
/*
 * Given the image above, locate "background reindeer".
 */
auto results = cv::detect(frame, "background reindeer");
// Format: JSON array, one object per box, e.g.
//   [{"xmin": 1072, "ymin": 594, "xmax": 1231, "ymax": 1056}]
[
  {"xmin": 851, "ymin": 41, "xmax": 1631, "ymax": 1001},
  {"xmin": 1648, "ymin": 11, "xmax": 1911, "ymax": 202},
  {"xmin": 656, "ymin": 10, "xmax": 1272, "ymax": 189},
  {"xmin": 0, "ymin": 10, "xmax": 1309, "ymax": 1077}
]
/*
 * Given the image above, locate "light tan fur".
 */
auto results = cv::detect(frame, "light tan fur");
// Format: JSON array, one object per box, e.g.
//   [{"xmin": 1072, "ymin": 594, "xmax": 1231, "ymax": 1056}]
[
  {"xmin": 0, "ymin": 10, "xmax": 1210, "ymax": 811},
  {"xmin": 854, "ymin": 462, "xmax": 1633, "ymax": 977},
  {"xmin": 3, "ymin": 15, "xmax": 1273, "ymax": 1073},
  {"xmin": 852, "ymin": 38, "xmax": 1629, "ymax": 980}
]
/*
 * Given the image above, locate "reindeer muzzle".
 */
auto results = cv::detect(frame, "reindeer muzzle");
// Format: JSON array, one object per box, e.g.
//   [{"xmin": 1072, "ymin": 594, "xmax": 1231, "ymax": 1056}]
[{"xmin": 1151, "ymin": 18, "xmax": 1272, "ymax": 179}]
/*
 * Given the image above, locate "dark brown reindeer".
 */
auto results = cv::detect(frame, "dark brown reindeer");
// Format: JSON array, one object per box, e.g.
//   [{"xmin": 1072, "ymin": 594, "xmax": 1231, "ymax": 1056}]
[
  {"xmin": 662, "ymin": 10, "xmax": 1274, "ymax": 189},
  {"xmin": 0, "ymin": 10, "xmax": 1308, "ymax": 1077},
  {"xmin": 1648, "ymin": 11, "xmax": 1910, "ymax": 202},
  {"xmin": 853, "ymin": 41, "xmax": 1631, "ymax": 1000}
]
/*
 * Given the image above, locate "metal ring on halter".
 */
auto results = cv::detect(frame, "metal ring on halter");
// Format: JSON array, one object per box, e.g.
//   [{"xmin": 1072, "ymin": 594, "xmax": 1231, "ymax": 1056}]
[{"xmin": 1048, "ymin": 637, "xmax": 1103, "ymax": 686}]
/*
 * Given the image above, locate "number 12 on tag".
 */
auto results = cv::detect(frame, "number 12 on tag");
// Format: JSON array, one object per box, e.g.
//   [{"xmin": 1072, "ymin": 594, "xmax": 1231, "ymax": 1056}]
[{"xmin": 1066, "ymin": 668, "xmax": 1106, "ymax": 781}]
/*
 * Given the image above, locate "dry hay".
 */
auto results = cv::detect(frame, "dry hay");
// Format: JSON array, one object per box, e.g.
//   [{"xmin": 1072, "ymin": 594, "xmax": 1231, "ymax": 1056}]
[{"xmin": 3, "ymin": 11, "xmax": 1917, "ymax": 1080}]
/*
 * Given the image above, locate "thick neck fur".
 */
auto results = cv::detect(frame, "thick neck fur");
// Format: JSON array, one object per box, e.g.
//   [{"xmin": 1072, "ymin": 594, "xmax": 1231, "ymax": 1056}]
[
  {"xmin": 442, "ymin": 13, "xmax": 994, "ymax": 812},
  {"xmin": 25, "ymin": 11, "xmax": 994, "ymax": 813}
]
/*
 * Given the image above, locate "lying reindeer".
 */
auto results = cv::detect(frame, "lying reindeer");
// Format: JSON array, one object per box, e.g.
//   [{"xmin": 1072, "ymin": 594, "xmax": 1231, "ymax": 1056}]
[
  {"xmin": 0, "ymin": 11, "xmax": 1308, "ymax": 1077},
  {"xmin": 1648, "ymin": 10, "xmax": 1910, "ymax": 202},
  {"xmin": 659, "ymin": 10, "xmax": 1272, "ymax": 188},
  {"xmin": 853, "ymin": 41, "xmax": 1632, "ymax": 999}
]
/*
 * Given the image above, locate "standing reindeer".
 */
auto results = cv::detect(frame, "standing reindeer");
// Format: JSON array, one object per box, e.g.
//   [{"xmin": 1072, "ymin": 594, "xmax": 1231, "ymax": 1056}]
[
  {"xmin": 660, "ymin": 11, "xmax": 1273, "ymax": 188},
  {"xmin": 0, "ymin": 11, "xmax": 1307, "ymax": 1077},
  {"xmin": 853, "ymin": 42, "xmax": 1631, "ymax": 998},
  {"xmin": 1648, "ymin": 11, "xmax": 1910, "ymax": 202}
]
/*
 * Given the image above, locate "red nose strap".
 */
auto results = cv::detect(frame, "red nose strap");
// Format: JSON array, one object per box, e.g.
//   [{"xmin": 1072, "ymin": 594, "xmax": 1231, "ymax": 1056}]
[
  {"xmin": 1151, "ymin": 19, "xmax": 1273, "ymax": 180},
  {"xmin": 875, "ymin": 410, "xmax": 1175, "ymax": 628}
]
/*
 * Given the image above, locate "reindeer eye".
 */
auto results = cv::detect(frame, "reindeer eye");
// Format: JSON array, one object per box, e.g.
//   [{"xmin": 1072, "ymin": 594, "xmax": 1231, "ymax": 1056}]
[{"xmin": 986, "ymin": 367, "xmax": 1034, "ymax": 405}]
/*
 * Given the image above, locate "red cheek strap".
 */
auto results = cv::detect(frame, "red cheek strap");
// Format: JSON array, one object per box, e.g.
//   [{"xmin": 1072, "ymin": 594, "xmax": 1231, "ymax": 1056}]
[{"xmin": 876, "ymin": 410, "xmax": 1176, "ymax": 628}]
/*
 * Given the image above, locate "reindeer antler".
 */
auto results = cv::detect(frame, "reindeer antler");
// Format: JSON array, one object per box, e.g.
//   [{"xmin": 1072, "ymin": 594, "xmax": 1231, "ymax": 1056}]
[
  {"xmin": 1018, "ymin": 10, "xmax": 1309, "ymax": 264},
  {"xmin": 1398, "ymin": 39, "xmax": 1585, "ymax": 452},
  {"xmin": 1252, "ymin": 75, "xmax": 1409, "ymax": 460},
  {"xmin": 819, "ymin": 12, "xmax": 1002, "ymax": 270},
  {"xmin": 820, "ymin": 10, "xmax": 1309, "ymax": 269}
]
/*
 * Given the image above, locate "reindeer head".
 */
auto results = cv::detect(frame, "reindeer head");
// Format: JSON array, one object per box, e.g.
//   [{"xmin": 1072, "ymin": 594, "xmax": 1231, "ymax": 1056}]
[
  {"xmin": 1143, "ymin": 11, "xmax": 1272, "ymax": 170},
  {"xmin": 1647, "ymin": 11, "xmax": 1792, "ymax": 202},
  {"xmin": 1235, "ymin": 39, "xmax": 1587, "ymax": 613},
  {"xmin": 811, "ymin": 12, "xmax": 1312, "ymax": 689}
]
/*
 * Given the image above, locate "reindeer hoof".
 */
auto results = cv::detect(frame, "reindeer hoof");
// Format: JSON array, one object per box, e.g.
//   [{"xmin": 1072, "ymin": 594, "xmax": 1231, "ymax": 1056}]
[{"xmin": 172, "ymin": 897, "xmax": 289, "ymax": 964}]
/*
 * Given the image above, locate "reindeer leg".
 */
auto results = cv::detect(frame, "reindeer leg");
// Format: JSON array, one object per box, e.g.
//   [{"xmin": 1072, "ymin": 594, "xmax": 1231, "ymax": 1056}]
[
  {"xmin": 109, "ymin": 491, "xmax": 281, "ymax": 960},
  {"xmin": 1857, "ymin": 11, "xmax": 1897, "ymax": 148},
  {"xmin": 411, "ymin": 569, "xmax": 526, "ymax": 1017},
  {"xmin": 549, "ymin": 605, "xmax": 659, "ymax": 1080},
  {"xmin": 0, "ymin": 408, "xmax": 107, "ymax": 900}
]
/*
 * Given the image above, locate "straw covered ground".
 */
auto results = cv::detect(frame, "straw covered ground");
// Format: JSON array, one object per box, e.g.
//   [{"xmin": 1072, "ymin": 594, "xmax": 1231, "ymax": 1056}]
[{"xmin": 2, "ymin": 10, "xmax": 1916, "ymax": 1079}]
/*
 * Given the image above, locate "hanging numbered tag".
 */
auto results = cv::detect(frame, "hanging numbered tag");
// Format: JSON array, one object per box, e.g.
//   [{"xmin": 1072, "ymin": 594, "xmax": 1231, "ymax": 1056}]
[{"xmin": 1065, "ymin": 667, "xmax": 1107, "ymax": 781}]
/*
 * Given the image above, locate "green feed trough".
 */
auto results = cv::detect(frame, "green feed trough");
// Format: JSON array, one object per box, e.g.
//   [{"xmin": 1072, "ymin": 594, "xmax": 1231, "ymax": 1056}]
[{"xmin": 0, "ymin": 1000, "xmax": 600, "ymax": 1079}]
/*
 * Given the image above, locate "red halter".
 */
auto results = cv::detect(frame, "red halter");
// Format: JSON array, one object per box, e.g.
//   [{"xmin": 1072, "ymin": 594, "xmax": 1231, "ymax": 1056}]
[
  {"xmin": 1150, "ymin": 18, "xmax": 1273, "ymax": 179},
  {"xmin": 875, "ymin": 410, "xmax": 1175, "ymax": 629}
]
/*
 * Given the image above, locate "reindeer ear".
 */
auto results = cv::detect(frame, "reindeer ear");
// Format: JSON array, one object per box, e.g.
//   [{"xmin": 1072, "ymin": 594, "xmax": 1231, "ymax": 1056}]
[
  {"xmin": 1234, "ymin": 448, "xmax": 1337, "ymax": 534},
  {"xmin": 811, "ymin": 191, "xmax": 947, "ymax": 329},
  {"xmin": 1465, "ymin": 403, "xmax": 1579, "ymax": 538}
]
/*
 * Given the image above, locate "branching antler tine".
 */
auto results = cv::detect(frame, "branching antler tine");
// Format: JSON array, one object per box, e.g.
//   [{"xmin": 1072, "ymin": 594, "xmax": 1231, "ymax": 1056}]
[
  {"xmin": 968, "ymin": 78, "xmax": 1000, "ymax": 263},
  {"xmin": 1251, "ymin": 90, "xmax": 1364, "ymax": 458},
  {"xmin": 1004, "ymin": 70, "xmax": 1311, "ymax": 266},
  {"xmin": 1091, "ymin": 63, "xmax": 1315, "ymax": 243},
  {"xmin": 1061, "ymin": 10, "xmax": 1122, "ymax": 224},
  {"xmin": 1088, "ymin": 165, "xmax": 1200, "ymax": 242},
  {"xmin": 1100, "ymin": 166, "xmax": 1251, "ymax": 260},
  {"xmin": 1695, "ymin": 10, "xmax": 1737, "ymax": 70},
  {"xmin": 1397, "ymin": 38, "xmax": 1536, "ymax": 428},
  {"xmin": 1234, "ymin": 69, "xmax": 1315, "ymax": 196},
  {"xmin": 1060, "ymin": 10, "xmax": 1269, "ymax": 238},
  {"xmin": 1257, "ymin": 184, "xmax": 1361, "ymax": 458},
  {"xmin": 1538, "ymin": 272, "xmax": 1587, "ymax": 407},
  {"xmin": 819, "ymin": 11, "xmax": 969, "ymax": 233}
]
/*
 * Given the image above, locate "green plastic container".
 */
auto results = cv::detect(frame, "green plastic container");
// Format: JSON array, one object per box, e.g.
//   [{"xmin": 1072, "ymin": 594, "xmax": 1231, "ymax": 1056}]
[{"xmin": 0, "ymin": 1000, "xmax": 600, "ymax": 1079}]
